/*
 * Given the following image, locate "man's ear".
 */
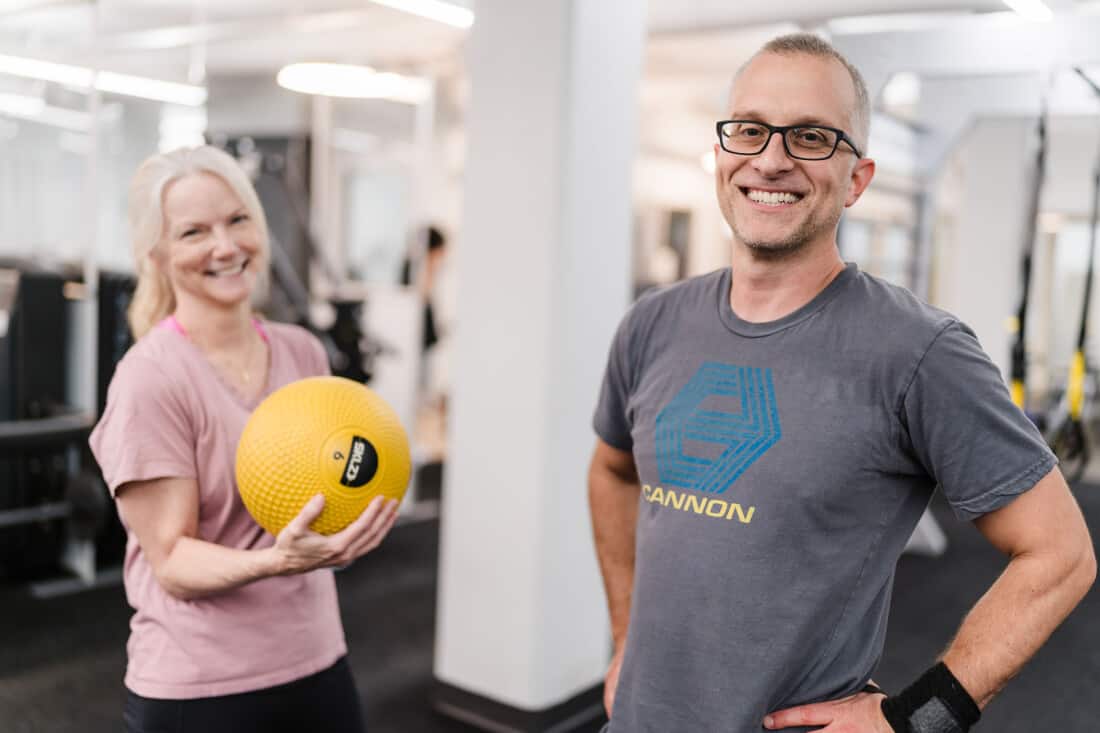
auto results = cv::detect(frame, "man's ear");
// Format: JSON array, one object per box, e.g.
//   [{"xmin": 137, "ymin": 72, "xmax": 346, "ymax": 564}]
[{"xmin": 845, "ymin": 157, "xmax": 876, "ymax": 208}]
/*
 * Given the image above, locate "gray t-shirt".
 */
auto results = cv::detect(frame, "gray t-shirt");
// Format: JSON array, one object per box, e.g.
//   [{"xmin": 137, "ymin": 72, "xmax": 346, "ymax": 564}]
[{"xmin": 594, "ymin": 264, "xmax": 1055, "ymax": 733}]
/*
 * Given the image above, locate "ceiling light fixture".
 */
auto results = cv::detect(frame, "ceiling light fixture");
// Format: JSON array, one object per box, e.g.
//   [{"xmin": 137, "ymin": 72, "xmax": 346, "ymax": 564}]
[
  {"xmin": 1001, "ymin": 0, "xmax": 1054, "ymax": 22},
  {"xmin": 0, "ymin": 0, "xmax": 82, "ymax": 14},
  {"xmin": 96, "ymin": 71, "xmax": 206, "ymax": 106},
  {"xmin": 0, "ymin": 53, "xmax": 207, "ymax": 106},
  {"xmin": 369, "ymin": 0, "xmax": 473, "ymax": 29},
  {"xmin": 0, "ymin": 91, "xmax": 90, "ymax": 130},
  {"xmin": 277, "ymin": 63, "xmax": 431, "ymax": 104}
]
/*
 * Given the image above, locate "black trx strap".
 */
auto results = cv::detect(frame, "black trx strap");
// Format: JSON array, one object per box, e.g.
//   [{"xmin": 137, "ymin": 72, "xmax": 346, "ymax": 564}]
[{"xmin": 1010, "ymin": 104, "xmax": 1047, "ymax": 411}]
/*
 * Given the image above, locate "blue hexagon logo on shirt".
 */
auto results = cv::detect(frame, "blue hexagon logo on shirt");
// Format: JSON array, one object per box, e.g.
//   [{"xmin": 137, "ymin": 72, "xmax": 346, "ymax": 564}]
[{"xmin": 655, "ymin": 363, "xmax": 781, "ymax": 494}]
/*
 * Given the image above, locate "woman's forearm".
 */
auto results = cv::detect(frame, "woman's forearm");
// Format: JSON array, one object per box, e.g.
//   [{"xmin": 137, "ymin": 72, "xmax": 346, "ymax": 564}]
[{"xmin": 154, "ymin": 536, "xmax": 285, "ymax": 600}]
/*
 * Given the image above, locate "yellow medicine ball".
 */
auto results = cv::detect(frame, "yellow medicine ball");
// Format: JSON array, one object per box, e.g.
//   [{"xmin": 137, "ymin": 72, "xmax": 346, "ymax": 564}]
[{"xmin": 235, "ymin": 376, "xmax": 411, "ymax": 536}]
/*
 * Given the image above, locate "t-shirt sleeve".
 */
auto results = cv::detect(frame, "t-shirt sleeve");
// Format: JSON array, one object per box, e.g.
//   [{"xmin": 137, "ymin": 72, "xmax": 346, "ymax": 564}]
[
  {"xmin": 593, "ymin": 310, "xmax": 637, "ymax": 451},
  {"xmin": 89, "ymin": 355, "xmax": 198, "ymax": 495},
  {"xmin": 901, "ymin": 322, "xmax": 1057, "ymax": 520}
]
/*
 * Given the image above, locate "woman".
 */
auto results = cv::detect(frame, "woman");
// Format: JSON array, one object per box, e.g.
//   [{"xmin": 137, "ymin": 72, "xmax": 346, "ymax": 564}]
[{"xmin": 90, "ymin": 145, "xmax": 399, "ymax": 733}]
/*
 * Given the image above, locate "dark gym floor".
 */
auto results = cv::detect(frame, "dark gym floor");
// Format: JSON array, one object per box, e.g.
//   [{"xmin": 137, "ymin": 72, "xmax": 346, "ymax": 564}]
[{"xmin": 2, "ymin": 475, "xmax": 1098, "ymax": 732}]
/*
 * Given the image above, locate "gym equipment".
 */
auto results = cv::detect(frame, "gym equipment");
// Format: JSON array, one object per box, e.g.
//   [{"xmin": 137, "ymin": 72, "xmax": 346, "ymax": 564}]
[
  {"xmin": 1044, "ymin": 68, "xmax": 1100, "ymax": 483},
  {"xmin": 1009, "ymin": 105, "xmax": 1047, "ymax": 411},
  {"xmin": 235, "ymin": 376, "xmax": 410, "ymax": 536},
  {"xmin": 0, "ymin": 265, "xmax": 68, "ymax": 422},
  {"xmin": 96, "ymin": 271, "xmax": 135, "ymax": 414},
  {"xmin": 0, "ymin": 265, "xmax": 103, "ymax": 583}
]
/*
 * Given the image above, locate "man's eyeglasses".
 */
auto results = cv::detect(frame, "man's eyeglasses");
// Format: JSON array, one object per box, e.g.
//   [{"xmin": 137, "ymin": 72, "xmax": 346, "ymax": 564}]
[{"xmin": 715, "ymin": 120, "xmax": 863, "ymax": 161}]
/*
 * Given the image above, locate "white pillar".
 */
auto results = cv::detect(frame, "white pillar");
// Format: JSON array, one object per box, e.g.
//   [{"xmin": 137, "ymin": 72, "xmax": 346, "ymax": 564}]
[
  {"xmin": 434, "ymin": 0, "xmax": 645, "ymax": 727},
  {"xmin": 934, "ymin": 118, "xmax": 1031, "ymax": 380}
]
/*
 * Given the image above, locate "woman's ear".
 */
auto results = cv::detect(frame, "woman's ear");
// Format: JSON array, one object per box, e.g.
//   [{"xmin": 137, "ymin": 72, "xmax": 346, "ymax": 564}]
[{"xmin": 147, "ymin": 242, "xmax": 166, "ymax": 272}]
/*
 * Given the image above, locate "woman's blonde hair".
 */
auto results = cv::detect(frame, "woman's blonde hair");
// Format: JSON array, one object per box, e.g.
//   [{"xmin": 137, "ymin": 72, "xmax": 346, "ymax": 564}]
[{"xmin": 126, "ymin": 145, "xmax": 271, "ymax": 339}]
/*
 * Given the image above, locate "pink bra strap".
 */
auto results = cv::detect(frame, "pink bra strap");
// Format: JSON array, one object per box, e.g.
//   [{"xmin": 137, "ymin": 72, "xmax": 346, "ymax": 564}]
[
  {"xmin": 162, "ymin": 314, "xmax": 269, "ymax": 344},
  {"xmin": 163, "ymin": 314, "xmax": 187, "ymax": 336},
  {"xmin": 252, "ymin": 317, "xmax": 270, "ymax": 344}
]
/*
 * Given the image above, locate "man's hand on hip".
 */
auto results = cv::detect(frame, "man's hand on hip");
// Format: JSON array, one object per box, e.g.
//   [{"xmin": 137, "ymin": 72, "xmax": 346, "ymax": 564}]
[
  {"xmin": 764, "ymin": 690, "xmax": 892, "ymax": 732},
  {"xmin": 603, "ymin": 647, "xmax": 625, "ymax": 718}
]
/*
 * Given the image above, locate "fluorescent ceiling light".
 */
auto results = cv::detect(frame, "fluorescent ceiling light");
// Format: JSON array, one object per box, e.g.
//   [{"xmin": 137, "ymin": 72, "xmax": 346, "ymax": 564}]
[
  {"xmin": 369, "ymin": 0, "xmax": 473, "ymax": 29},
  {"xmin": 0, "ymin": 54, "xmax": 89, "ymax": 86},
  {"xmin": 277, "ymin": 63, "xmax": 431, "ymax": 104},
  {"xmin": 1002, "ymin": 0, "xmax": 1053, "ymax": 22},
  {"xmin": 0, "ymin": 0, "xmax": 82, "ymax": 13},
  {"xmin": 0, "ymin": 91, "xmax": 90, "ymax": 130},
  {"xmin": 97, "ymin": 71, "xmax": 206, "ymax": 106},
  {"xmin": 0, "ymin": 53, "xmax": 206, "ymax": 106}
]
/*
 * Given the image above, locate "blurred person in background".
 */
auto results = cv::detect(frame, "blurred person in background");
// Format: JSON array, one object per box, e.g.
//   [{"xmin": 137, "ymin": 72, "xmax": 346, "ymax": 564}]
[
  {"xmin": 401, "ymin": 225, "xmax": 451, "ymax": 460},
  {"xmin": 400, "ymin": 224, "xmax": 448, "ymax": 355}
]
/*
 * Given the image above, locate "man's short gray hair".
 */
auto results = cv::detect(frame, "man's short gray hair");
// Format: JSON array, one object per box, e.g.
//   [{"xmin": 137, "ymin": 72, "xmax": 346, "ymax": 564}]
[{"xmin": 738, "ymin": 33, "xmax": 871, "ymax": 152}]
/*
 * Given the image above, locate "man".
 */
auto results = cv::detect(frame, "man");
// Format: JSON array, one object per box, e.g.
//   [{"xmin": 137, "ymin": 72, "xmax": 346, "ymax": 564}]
[{"xmin": 589, "ymin": 33, "xmax": 1095, "ymax": 733}]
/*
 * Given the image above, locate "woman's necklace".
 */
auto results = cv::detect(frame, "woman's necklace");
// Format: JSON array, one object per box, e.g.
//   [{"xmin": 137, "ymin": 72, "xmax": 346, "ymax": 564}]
[
  {"xmin": 168, "ymin": 315, "xmax": 265, "ymax": 388},
  {"xmin": 233, "ymin": 337, "xmax": 257, "ymax": 385},
  {"xmin": 225, "ymin": 331, "xmax": 267, "ymax": 387}
]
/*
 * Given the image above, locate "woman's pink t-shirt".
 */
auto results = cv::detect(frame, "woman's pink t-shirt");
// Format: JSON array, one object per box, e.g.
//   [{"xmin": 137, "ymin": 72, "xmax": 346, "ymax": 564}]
[{"xmin": 89, "ymin": 319, "xmax": 347, "ymax": 699}]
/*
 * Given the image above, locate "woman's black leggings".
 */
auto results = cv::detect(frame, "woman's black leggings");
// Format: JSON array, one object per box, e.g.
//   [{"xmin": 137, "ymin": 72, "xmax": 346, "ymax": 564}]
[{"xmin": 123, "ymin": 657, "xmax": 365, "ymax": 733}]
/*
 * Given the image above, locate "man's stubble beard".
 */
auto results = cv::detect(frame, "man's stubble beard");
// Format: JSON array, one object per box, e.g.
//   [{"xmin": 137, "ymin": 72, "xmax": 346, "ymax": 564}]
[{"xmin": 727, "ymin": 198, "xmax": 843, "ymax": 262}]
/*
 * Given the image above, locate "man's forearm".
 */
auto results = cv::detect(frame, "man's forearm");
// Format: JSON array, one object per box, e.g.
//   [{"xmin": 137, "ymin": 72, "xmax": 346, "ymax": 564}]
[
  {"xmin": 589, "ymin": 464, "xmax": 640, "ymax": 649},
  {"xmin": 941, "ymin": 544, "xmax": 1095, "ymax": 708}
]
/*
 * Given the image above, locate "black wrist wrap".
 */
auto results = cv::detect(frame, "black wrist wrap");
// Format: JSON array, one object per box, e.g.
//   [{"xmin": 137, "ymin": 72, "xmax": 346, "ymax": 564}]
[{"xmin": 880, "ymin": 662, "xmax": 981, "ymax": 733}]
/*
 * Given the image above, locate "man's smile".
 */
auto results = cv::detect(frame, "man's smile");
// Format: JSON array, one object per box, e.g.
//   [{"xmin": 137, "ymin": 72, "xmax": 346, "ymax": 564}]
[{"xmin": 739, "ymin": 186, "xmax": 806, "ymax": 208}]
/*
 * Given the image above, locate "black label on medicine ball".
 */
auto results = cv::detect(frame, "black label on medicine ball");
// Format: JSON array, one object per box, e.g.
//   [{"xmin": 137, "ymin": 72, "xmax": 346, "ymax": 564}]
[{"xmin": 341, "ymin": 436, "xmax": 379, "ymax": 488}]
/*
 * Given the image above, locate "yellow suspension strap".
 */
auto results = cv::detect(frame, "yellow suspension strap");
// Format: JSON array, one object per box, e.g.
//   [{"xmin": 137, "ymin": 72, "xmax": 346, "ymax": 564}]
[
  {"xmin": 1048, "ymin": 67, "xmax": 1100, "ymax": 484},
  {"xmin": 1069, "ymin": 68, "xmax": 1100, "ymax": 424},
  {"xmin": 1067, "ymin": 351, "xmax": 1086, "ymax": 421}
]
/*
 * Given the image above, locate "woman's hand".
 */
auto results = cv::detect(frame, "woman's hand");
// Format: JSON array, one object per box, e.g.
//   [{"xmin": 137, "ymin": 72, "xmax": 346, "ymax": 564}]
[{"xmin": 272, "ymin": 494, "xmax": 400, "ymax": 574}]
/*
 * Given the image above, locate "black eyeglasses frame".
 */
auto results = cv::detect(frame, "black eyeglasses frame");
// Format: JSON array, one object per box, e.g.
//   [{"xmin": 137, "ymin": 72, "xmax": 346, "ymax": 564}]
[{"xmin": 715, "ymin": 119, "xmax": 864, "ymax": 161}]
